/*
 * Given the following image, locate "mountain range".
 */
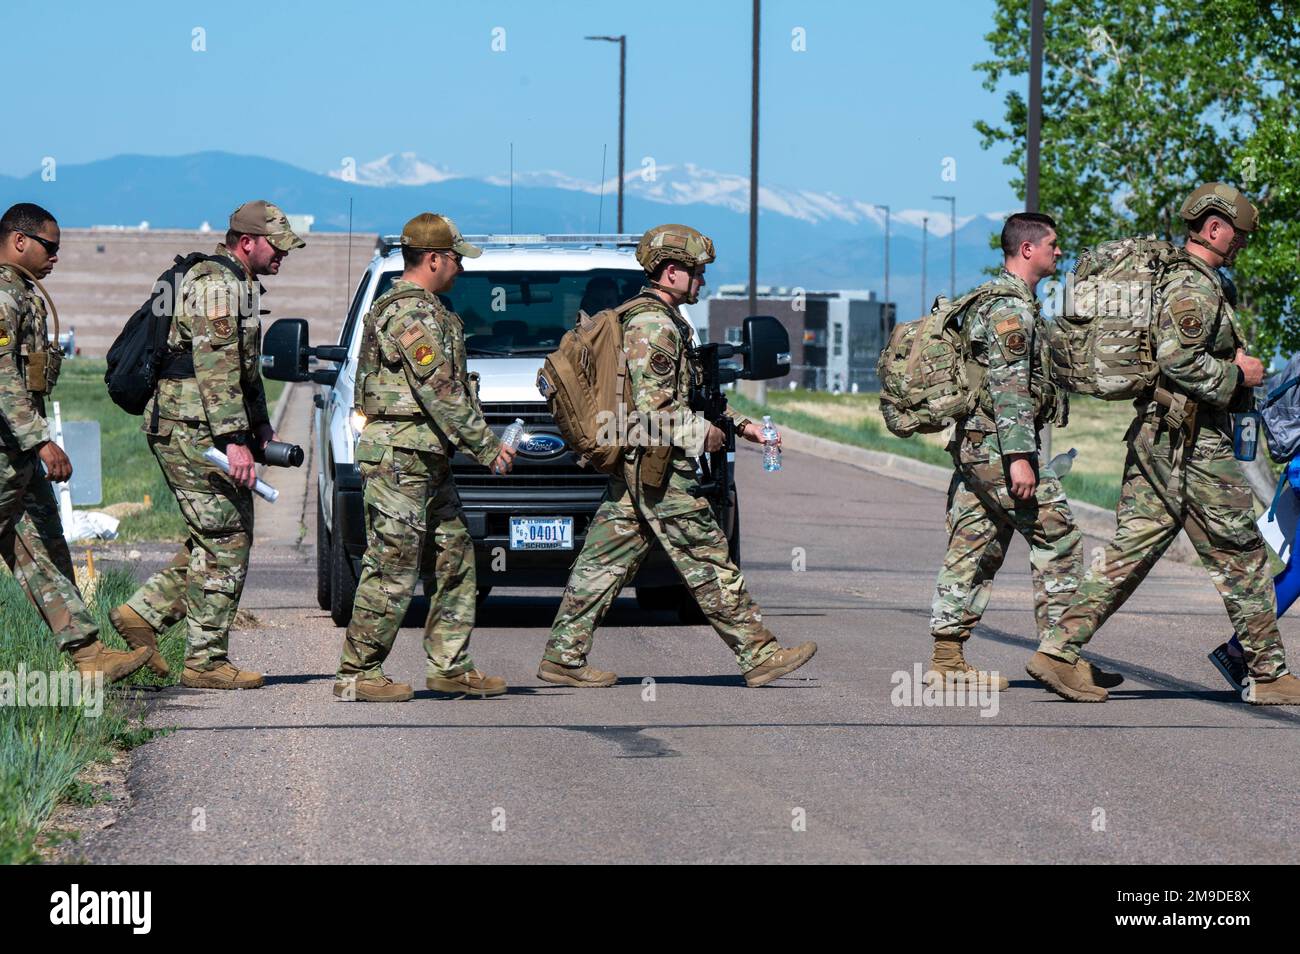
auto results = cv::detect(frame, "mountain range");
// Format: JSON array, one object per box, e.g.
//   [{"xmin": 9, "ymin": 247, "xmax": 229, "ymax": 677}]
[{"xmin": 0, "ymin": 151, "xmax": 1015, "ymax": 311}]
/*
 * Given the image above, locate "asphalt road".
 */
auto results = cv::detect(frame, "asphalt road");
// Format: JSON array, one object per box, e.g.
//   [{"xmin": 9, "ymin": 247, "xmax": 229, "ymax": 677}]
[{"xmin": 82, "ymin": 386, "xmax": 1300, "ymax": 864}]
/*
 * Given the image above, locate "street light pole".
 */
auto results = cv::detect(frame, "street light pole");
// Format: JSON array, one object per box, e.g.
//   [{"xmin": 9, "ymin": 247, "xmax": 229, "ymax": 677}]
[
  {"xmin": 585, "ymin": 34, "xmax": 627, "ymax": 232},
  {"xmin": 750, "ymin": 0, "xmax": 765, "ymax": 405},
  {"xmin": 933, "ymin": 194, "xmax": 955, "ymax": 298},
  {"xmin": 1028, "ymin": 0, "xmax": 1049, "ymax": 460}
]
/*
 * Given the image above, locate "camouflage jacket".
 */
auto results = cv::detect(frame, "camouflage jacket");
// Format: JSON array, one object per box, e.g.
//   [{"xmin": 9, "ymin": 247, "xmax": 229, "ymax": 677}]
[
  {"xmin": 622, "ymin": 292, "xmax": 752, "ymax": 459},
  {"xmin": 145, "ymin": 246, "xmax": 270, "ymax": 438},
  {"xmin": 962, "ymin": 270, "xmax": 1054, "ymax": 459},
  {"xmin": 354, "ymin": 279, "xmax": 501, "ymax": 466},
  {"xmin": 618, "ymin": 292, "xmax": 752, "ymax": 516},
  {"xmin": 0, "ymin": 264, "xmax": 53, "ymax": 452},
  {"xmin": 1142, "ymin": 250, "xmax": 1244, "ymax": 433}
]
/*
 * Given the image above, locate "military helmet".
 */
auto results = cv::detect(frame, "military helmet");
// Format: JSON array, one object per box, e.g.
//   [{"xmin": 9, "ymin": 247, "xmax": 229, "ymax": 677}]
[
  {"xmin": 1179, "ymin": 183, "xmax": 1259, "ymax": 233},
  {"xmin": 635, "ymin": 224, "xmax": 716, "ymax": 274}
]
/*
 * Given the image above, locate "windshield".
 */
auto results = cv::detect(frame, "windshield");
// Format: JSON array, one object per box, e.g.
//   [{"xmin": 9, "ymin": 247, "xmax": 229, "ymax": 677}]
[{"xmin": 372, "ymin": 268, "xmax": 646, "ymax": 355}]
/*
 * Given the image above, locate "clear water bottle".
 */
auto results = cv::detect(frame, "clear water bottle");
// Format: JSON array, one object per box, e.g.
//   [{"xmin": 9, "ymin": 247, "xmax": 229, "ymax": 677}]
[
  {"xmin": 1233, "ymin": 411, "xmax": 1260, "ymax": 462},
  {"xmin": 501, "ymin": 417, "xmax": 526, "ymax": 452},
  {"xmin": 761, "ymin": 415, "xmax": 781, "ymax": 472},
  {"xmin": 1048, "ymin": 447, "xmax": 1077, "ymax": 477}
]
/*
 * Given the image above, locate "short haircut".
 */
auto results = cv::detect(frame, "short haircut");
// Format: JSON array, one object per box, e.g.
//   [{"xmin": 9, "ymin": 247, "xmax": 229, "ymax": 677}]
[
  {"xmin": 1000, "ymin": 212, "xmax": 1057, "ymax": 257},
  {"xmin": 650, "ymin": 259, "xmax": 691, "ymax": 282},
  {"xmin": 0, "ymin": 202, "xmax": 57, "ymax": 240},
  {"xmin": 1187, "ymin": 210, "xmax": 1229, "ymax": 235},
  {"xmin": 401, "ymin": 246, "xmax": 433, "ymax": 270}
]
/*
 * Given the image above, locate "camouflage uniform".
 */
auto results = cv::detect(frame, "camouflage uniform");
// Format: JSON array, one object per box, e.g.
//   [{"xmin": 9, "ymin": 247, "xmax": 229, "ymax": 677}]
[
  {"xmin": 1038, "ymin": 251, "xmax": 1289, "ymax": 680},
  {"xmin": 338, "ymin": 279, "xmax": 502, "ymax": 681},
  {"xmin": 929, "ymin": 270, "xmax": 1082, "ymax": 642},
  {"xmin": 0, "ymin": 264, "xmax": 97, "ymax": 649},
  {"xmin": 123, "ymin": 246, "xmax": 268, "ymax": 669},
  {"xmin": 544, "ymin": 292, "xmax": 779, "ymax": 672}
]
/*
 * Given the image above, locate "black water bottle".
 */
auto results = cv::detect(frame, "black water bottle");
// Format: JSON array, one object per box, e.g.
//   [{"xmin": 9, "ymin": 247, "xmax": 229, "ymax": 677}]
[{"xmin": 1233, "ymin": 411, "xmax": 1260, "ymax": 462}]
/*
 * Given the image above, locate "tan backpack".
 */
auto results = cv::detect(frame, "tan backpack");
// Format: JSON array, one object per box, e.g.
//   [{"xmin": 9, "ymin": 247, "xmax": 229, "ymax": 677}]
[
  {"xmin": 537, "ymin": 297, "xmax": 661, "ymax": 475},
  {"xmin": 1046, "ymin": 237, "xmax": 1181, "ymax": 399}
]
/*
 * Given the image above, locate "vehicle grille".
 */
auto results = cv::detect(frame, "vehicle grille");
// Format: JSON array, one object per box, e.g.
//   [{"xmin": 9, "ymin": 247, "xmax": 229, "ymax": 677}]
[{"xmin": 455, "ymin": 401, "xmax": 609, "ymax": 490}]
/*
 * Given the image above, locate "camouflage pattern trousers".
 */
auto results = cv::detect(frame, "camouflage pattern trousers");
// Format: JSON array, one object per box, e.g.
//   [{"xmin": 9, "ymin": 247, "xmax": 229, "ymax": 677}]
[
  {"xmin": 338, "ymin": 443, "xmax": 477, "ymax": 680},
  {"xmin": 546, "ymin": 475, "xmax": 777, "ymax": 672},
  {"xmin": 126, "ymin": 419, "xmax": 253, "ymax": 669},
  {"xmin": 1039, "ymin": 419, "xmax": 1288, "ymax": 680},
  {"xmin": 0, "ymin": 446, "xmax": 98, "ymax": 650},
  {"xmin": 930, "ymin": 448, "xmax": 1082, "ymax": 642}
]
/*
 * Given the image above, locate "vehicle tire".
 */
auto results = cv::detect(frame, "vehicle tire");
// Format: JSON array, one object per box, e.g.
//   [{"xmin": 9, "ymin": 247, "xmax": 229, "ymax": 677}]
[
  {"xmin": 329, "ymin": 497, "xmax": 358, "ymax": 627},
  {"xmin": 315, "ymin": 490, "xmax": 331, "ymax": 611},
  {"xmin": 636, "ymin": 585, "xmax": 683, "ymax": 612}
]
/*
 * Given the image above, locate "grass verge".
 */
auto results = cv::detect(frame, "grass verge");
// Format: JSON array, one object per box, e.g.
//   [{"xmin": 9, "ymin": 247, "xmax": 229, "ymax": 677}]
[
  {"xmin": 0, "ymin": 566, "xmax": 178, "ymax": 864},
  {"xmin": 732, "ymin": 388, "xmax": 1130, "ymax": 511}
]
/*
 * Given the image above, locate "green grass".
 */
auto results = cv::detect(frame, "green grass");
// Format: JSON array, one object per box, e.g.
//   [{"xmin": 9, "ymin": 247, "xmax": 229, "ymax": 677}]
[
  {"xmin": 55, "ymin": 359, "xmax": 284, "ymax": 542},
  {"xmin": 0, "ymin": 567, "xmax": 169, "ymax": 864},
  {"xmin": 735, "ymin": 388, "xmax": 1130, "ymax": 511}
]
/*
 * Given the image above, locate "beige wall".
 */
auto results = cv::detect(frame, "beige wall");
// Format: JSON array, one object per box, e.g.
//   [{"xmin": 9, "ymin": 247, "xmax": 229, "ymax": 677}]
[{"xmin": 41, "ymin": 228, "xmax": 380, "ymax": 356}]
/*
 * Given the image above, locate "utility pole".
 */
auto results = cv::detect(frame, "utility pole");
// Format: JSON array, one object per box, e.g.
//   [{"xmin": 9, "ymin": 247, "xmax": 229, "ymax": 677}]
[
  {"xmin": 933, "ymin": 194, "xmax": 955, "ymax": 298},
  {"xmin": 872, "ymin": 204, "xmax": 890, "ymax": 308},
  {"xmin": 585, "ymin": 34, "xmax": 626, "ymax": 232},
  {"xmin": 1028, "ymin": 0, "xmax": 1049, "ymax": 460},
  {"xmin": 921, "ymin": 215, "xmax": 929, "ymax": 314},
  {"xmin": 749, "ymin": 0, "xmax": 765, "ymax": 404}
]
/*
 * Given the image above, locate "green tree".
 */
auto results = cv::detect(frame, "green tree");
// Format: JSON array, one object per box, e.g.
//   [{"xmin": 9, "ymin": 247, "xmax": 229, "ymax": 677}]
[{"xmin": 975, "ymin": 0, "xmax": 1300, "ymax": 352}]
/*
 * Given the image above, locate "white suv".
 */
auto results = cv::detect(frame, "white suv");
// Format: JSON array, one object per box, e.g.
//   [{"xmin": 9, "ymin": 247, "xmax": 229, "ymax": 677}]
[{"xmin": 295, "ymin": 234, "xmax": 737, "ymax": 626}]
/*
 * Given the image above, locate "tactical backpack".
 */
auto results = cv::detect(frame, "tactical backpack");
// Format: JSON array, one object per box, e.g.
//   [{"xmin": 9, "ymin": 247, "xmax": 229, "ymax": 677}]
[
  {"xmin": 104, "ymin": 253, "xmax": 246, "ymax": 414},
  {"xmin": 536, "ymin": 297, "xmax": 662, "ymax": 475},
  {"xmin": 877, "ymin": 286, "xmax": 1012, "ymax": 437},
  {"xmin": 1045, "ymin": 237, "xmax": 1182, "ymax": 400}
]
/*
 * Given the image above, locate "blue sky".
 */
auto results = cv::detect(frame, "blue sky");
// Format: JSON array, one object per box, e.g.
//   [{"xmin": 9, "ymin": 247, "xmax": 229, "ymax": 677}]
[{"xmin": 7, "ymin": 0, "xmax": 1021, "ymax": 214}]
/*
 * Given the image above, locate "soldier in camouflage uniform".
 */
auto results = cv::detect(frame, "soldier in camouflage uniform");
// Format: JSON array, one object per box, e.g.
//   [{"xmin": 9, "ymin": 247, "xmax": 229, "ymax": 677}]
[
  {"xmin": 334, "ymin": 213, "xmax": 515, "ymax": 703},
  {"xmin": 924, "ymin": 212, "xmax": 1114, "ymax": 694},
  {"xmin": 110, "ymin": 201, "xmax": 303, "ymax": 690},
  {"xmin": 0, "ymin": 203, "xmax": 151, "ymax": 683},
  {"xmin": 538, "ymin": 224, "xmax": 816, "ymax": 688},
  {"xmin": 1030, "ymin": 184, "xmax": 1300, "ymax": 705}
]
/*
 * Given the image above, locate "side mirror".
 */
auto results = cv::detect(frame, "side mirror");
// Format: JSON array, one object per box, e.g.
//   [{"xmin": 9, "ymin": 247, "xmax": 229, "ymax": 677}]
[
  {"xmin": 260, "ymin": 318, "xmax": 347, "ymax": 385},
  {"xmin": 739, "ymin": 315, "xmax": 791, "ymax": 381}
]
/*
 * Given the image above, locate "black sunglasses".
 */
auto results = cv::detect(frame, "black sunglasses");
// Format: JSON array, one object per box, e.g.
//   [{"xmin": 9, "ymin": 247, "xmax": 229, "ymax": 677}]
[{"xmin": 20, "ymin": 231, "xmax": 59, "ymax": 257}]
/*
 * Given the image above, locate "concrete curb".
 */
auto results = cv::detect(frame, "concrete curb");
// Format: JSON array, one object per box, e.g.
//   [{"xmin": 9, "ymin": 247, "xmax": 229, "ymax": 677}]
[
  {"xmin": 270, "ymin": 380, "xmax": 296, "ymax": 434},
  {"xmin": 777, "ymin": 423, "xmax": 1200, "ymax": 565}
]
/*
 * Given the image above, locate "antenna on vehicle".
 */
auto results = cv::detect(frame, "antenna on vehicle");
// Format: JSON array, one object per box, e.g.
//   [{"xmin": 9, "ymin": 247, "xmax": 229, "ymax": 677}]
[
  {"xmin": 598, "ymin": 143, "xmax": 607, "ymax": 234},
  {"xmin": 509, "ymin": 142, "xmax": 514, "ymax": 233},
  {"xmin": 346, "ymin": 196, "xmax": 353, "ymax": 314}
]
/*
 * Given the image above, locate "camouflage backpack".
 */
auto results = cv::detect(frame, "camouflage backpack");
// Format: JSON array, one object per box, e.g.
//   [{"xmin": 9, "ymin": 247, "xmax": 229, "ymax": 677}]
[
  {"xmin": 876, "ymin": 285, "xmax": 1014, "ymax": 437},
  {"xmin": 1046, "ymin": 237, "xmax": 1181, "ymax": 400}
]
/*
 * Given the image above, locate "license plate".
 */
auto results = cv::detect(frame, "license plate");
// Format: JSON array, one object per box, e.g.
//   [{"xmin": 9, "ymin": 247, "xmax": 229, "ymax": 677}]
[{"xmin": 509, "ymin": 516, "xmax": 574, "ymax": 550}]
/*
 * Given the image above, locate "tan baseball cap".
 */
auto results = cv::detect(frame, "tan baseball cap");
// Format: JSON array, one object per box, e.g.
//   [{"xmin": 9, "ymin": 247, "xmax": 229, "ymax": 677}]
[
  {"xmin": 229, "ymin": 200, "xmax": 306, "ymax": 251},
  {"xmin": 400, "ymin": 213, "xmax": 481, "ymax": 258}
]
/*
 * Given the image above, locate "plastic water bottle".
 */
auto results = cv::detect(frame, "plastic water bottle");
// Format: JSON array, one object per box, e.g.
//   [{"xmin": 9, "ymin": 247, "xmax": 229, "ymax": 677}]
[
  {"xmin": 1233, "ymin": 411, "xmax": 1260, "ymax": 462},
  {"xmin": 501, "ymin": 418, "xmax": 526, "ymax": 452},
  {"xmin": 1048, "ymin": 447, "xmax": 1077, "ymax": 477},
  {"xmin": 761, "ymin": 415, "xmax": 781, "ymax": 472}
]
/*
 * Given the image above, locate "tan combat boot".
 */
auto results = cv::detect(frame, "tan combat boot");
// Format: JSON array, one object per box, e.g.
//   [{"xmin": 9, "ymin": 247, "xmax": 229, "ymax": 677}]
[
  {"xmin": 1026, "ymin": 651, "xmax": 1107, "ymax": 702},
  {"xmin": 333, "ymin": 674, "xmax": 413, "ymax": 702},
  {"xmin": 744, "ymin": 641, "xmax": 817, "ymax": 687},
  {"xmin": 926, "ymin": 638, "xmax": 1009, "ymax": 692},
  {"xmin": 109, "ymin": 604, "xmax": 170, "ymax": 677},
  {"xmin": 1246, "ymin": 672, "xmax": 1300, "ymax": 706},
  {"xmin": 428, "ymin": 669, "xmax": 507, "ymax": 697},
  {"xmin": 69, "ymin": 640, "xmax": 152, "ymax": 685},
  {"xmin": 537, "ymin": 659, "xmax": 618, "ymax": 687},
  {"xmin": 181, "ymin": 662, "xmax": 264, "ymax": 690}
]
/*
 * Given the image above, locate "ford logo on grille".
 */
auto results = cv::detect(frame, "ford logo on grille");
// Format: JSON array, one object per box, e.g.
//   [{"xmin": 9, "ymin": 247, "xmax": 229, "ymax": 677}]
[{"xmin": 518, "ymin": 432, "xmax": 566, "ymax": 458}]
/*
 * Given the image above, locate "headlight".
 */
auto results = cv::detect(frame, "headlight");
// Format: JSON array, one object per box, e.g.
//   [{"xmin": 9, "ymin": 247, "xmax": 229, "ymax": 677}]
[{"xmin": 350, "ymin": 410, "xmax": 367, "ymax": 441}]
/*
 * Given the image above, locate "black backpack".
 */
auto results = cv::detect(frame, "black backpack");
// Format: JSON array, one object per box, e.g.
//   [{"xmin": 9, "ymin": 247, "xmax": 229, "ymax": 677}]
[{"xmin": 104, "ymin": 253, "xmax": 246, "ymax": 414}]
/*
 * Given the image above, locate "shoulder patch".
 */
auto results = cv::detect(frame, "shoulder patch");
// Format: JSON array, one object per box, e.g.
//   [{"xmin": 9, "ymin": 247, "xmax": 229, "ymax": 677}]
[
  {"xmin": 211, "ymin": 316, "xmax": 235, "ymax": 340},
  {"xmin": 1177, "ymin": 312, "xmax": 1205, "ymax": 341},
  {"xmin": 1002, "ymin": 330, "xmax": 1029, "ymax": 356},
  {"xmin": 398, "ymin": 324, "xmax": 425, "ymax": 348},
  {"xmin": 995, "ymin": 316, "xmax": 1022, "ymax": 335},
  {"xmin": 649, "ymin": 349, "xmax": 675, "ymax": 377}
]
